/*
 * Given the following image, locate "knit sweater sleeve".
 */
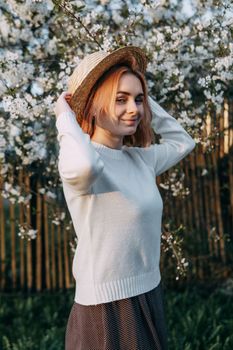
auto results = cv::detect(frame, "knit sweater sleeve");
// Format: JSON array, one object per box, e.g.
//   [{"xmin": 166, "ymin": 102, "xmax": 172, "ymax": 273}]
[
  {"xmin": 56, "ymin": 111, "xmax": 104, "ymax": 194},
  {"xmin": 148, "ymin": 96, "xmax": 196, "ymax": 176}
]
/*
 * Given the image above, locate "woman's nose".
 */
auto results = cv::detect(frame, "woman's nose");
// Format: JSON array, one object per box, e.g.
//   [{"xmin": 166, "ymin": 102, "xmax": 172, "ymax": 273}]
[{"xmin": 127, "ymin": 99, "xmax": 138, "ymax": 114}]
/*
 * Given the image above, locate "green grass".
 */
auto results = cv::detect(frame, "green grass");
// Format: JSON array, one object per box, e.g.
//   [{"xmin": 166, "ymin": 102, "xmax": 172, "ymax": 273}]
[
  {"xmin": 164, "ymin": 285, "xmax": 233, "ymax": 349},
  {"xmin": 0, "ymin": 290, "xmax": 73, "ymax": 350},
  {"xmin": 0, "ymin": 285, "xmax": 232, "ymax": 350}
]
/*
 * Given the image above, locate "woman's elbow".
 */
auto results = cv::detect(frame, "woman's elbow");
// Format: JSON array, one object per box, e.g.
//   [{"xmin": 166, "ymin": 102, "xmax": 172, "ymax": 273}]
[
  {"xmin": 188, "ymin": 138, "xmax": 196, "ymax": 152},
  {"xmin": 182, "ymin": 138, "xmax": 195, "ymax": 157}
]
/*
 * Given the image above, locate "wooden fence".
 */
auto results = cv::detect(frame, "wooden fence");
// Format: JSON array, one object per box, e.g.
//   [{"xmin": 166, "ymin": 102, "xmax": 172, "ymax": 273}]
[{"xmin": 0, "ymin": 99, "xmax": 232, "ymax": 292}]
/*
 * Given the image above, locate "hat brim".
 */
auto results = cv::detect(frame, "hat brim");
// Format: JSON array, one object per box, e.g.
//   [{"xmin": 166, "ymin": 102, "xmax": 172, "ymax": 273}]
[{"xmin": 69, "ymin": 46, "xmax": 147, "ymax": 122}]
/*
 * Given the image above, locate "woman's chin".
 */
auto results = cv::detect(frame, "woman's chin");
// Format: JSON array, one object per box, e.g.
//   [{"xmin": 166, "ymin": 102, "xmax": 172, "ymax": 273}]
[{"xmin": 125, "ymin": 127, "xmax": 138, "ymax": 135}]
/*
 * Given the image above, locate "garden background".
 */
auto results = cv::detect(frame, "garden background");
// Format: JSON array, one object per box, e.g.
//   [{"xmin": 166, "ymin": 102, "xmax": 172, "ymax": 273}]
[{"xmin": 0, "ymin": 0, "xmax": 232, "ymax": 349}]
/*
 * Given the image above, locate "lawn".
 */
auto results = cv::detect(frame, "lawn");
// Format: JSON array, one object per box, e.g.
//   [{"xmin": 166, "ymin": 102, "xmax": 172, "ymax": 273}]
[{"xmin": 0, "ymin": 283, "xmax": 232, "ymax": 350}]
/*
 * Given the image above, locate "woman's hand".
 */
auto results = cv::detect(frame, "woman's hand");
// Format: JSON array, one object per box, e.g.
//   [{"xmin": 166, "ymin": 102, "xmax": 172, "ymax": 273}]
[{"xmin": 54, "ymin": 91, "xmax": 74, "ymax": 119}]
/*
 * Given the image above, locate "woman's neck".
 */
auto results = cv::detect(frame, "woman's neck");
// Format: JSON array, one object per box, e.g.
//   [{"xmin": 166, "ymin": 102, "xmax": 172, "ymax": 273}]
[{"xmin": 91, "ymin": 127, "xmax": 123, "ymax": 150}]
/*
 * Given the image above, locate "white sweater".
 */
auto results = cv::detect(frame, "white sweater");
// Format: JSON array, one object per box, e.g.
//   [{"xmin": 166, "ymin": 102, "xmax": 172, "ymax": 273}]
[{"xmin": 56, "ymin": 96, "xmax": 196, "ymax": 305}]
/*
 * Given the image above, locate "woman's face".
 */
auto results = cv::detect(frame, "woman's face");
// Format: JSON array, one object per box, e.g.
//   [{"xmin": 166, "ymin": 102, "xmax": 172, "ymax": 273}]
[{"xmin": 96, "ymin": 73, "xmax": 144, "ymax": 137}]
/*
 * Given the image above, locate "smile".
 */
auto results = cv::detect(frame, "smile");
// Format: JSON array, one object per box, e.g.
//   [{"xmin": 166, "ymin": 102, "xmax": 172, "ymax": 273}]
[{"xmin": 122, "ymin": 117, "xmax": 139, "ymax": 122}]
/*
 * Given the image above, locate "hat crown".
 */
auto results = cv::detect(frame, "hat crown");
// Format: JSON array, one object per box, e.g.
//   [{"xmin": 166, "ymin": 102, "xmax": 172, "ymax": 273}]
[{"xmin": 68, "ymin": 51, "xmax": 109, "ymax": 95}]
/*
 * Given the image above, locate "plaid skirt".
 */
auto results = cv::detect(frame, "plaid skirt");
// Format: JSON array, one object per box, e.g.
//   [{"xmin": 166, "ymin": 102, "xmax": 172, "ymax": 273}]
[{"xmin": 65, "ymin": 281, "xmax": 168, "ymax": 350}]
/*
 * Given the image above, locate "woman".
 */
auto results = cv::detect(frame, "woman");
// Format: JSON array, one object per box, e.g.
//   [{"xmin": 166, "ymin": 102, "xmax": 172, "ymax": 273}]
[{"xmin": 54, "ymin": 46, "xmax": 196, "ymax": 350}]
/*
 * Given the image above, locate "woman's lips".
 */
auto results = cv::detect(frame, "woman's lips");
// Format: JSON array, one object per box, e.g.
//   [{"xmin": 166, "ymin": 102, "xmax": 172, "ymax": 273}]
[{"xmin": 122, "ymin": 118, "xmax": 139, "ymax": 125}]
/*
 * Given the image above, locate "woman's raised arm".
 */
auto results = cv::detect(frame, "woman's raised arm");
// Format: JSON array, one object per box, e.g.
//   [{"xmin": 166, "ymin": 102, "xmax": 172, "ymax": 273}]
[
  {"xmin": 55, "ymin": 92, "xmax": 104, "ymax": 195},
  {"xmin": 148, "ymin": 96, "xmax": 196, "ymax": 176}
]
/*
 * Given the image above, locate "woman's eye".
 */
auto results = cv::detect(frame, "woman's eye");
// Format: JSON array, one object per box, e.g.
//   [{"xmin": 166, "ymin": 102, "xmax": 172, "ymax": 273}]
[
  {"xmin": 116, "ymin": 99, "xmax": 126, "ymax": 103},
  {"xmin": 116, "ymin": 98, "xmax": 143, "ymax": 104}
]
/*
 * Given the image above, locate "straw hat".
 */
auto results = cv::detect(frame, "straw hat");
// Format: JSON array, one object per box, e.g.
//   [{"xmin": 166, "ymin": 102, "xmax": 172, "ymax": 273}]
[{"xmin": 67, "ymin": 46, "xmax": 148, "ymax": 122}]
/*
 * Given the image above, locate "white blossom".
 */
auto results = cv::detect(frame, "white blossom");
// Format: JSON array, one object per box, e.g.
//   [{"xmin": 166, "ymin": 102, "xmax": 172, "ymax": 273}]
[{"xmin": 31, "ymin": 82, "xmax": 44, "ymax": 96}]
